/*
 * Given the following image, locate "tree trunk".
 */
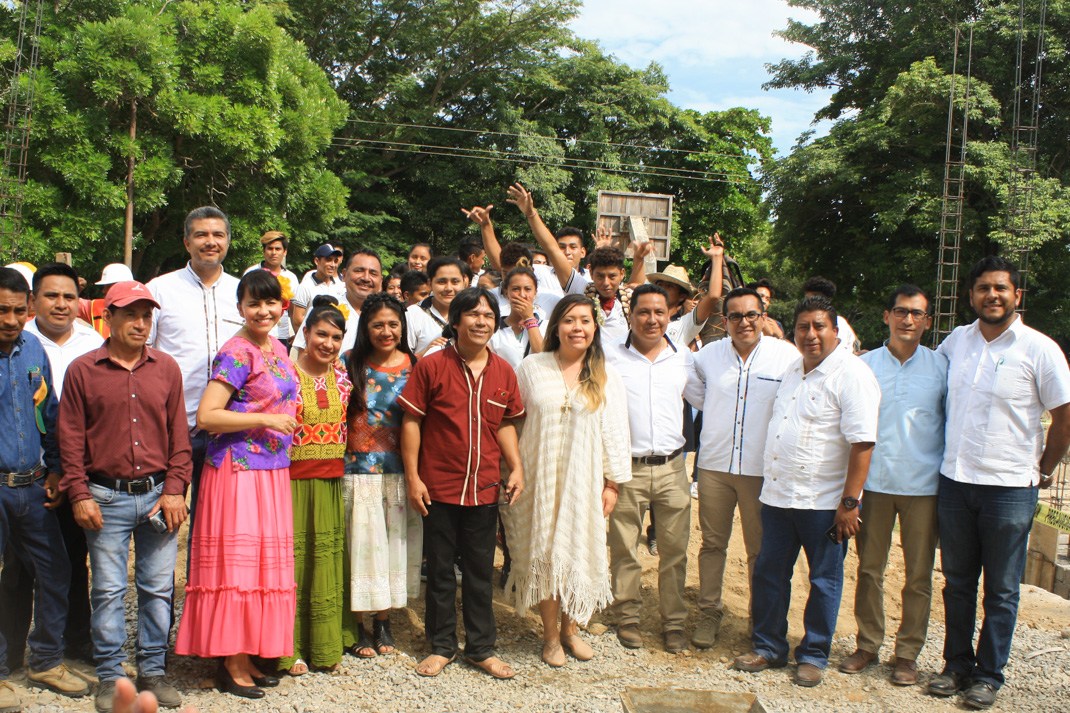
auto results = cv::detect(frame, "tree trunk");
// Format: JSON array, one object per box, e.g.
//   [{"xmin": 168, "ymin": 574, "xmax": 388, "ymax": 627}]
[{"xmin": 124, "ymin": 98, "xmax": 137, "ymax": 267}]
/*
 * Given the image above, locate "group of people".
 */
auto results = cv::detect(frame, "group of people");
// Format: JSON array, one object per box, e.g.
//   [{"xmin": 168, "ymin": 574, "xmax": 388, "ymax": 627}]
[{"xmin": 0, "ymin": 187, "xmax": 1067, "ymax": 713}]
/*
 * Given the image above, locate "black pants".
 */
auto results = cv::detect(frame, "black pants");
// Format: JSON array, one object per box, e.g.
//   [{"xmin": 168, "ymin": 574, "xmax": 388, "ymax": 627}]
[
  {"xmin": 423, "ymin": 501, "xmax": 498, "ymax": 661},
  {"xmin": 0, "ymin": 502, "xmax": 91, "ymax": 667}
]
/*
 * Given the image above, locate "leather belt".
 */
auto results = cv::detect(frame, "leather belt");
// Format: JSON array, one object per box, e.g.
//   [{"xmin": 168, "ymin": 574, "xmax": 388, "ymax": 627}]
[
  {"xmin": 632, "ymin": 448, "xmax": 684, "ymax": 467},
  {"xmin": 1, "ymin": 465, "xmax": 45, "ymax": 487},
  {"xmin": 88, "ymin": 472, "xmax": 165, "ymax": 495}
]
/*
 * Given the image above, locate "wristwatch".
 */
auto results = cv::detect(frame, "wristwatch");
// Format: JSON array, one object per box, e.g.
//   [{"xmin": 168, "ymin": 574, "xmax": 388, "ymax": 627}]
[{"xmin": 841, "ymin": 496, "xmax": 860, "ymax": 510}]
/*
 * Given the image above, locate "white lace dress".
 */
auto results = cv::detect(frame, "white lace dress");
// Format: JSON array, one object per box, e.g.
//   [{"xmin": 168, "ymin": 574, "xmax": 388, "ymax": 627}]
[{"xmin": 501, "ymin": 351, "xmax": 632, "ymax": 625}]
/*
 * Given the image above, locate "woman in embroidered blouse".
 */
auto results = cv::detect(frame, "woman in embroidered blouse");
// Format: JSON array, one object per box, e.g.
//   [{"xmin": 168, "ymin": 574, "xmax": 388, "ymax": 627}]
[
  {"xmin": 175, "ymin": 270, "xmax": 299, "ymax": 699},
  {"xmin": 501, "ymin": 293, "xmax": 631, "ymax": 667},
  {"xmin": 344, "ymin": 293, "xmax": 422, "ymax": 658},
  {"xmin": 280, "ymin": 296, "xmax": 352, "ymax": 676}
]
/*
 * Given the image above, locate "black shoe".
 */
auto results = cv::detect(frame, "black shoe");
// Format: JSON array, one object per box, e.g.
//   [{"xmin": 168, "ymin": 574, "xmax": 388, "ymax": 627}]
[
  {"xmin": 216, "ymin": 662, "xmax": 265, "ymax": 700},
  {"xmin": 373, "ymin": 617, "xmax": 395, "ymax": 654},
  {"xmin": 928, "ymin": 670, "xmax": 971, "ymax": 697},
  {"xmin": 252, "ymin": 673, "xmax": 280, "ymax": 688},
  {"xmin": 964, "ymin": 681, "xmax": 998, "ymax": 710}
]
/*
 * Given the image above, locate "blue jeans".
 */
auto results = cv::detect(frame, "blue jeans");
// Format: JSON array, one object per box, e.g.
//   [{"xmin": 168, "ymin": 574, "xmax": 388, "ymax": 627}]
[
  {"xmin": 751, "ymin": 505, "xmax": 847, "ymax": 668},
  {"xmin": 0, "ymin": 478, "xmax": 70, "ymax": 678},
  {"xmin": 84, "ymin": 481, "xmax": 177, "ymax": 682},
  {"xmin": 938, "ymin": 475, "xmax": 1037, "ymax": 689}
]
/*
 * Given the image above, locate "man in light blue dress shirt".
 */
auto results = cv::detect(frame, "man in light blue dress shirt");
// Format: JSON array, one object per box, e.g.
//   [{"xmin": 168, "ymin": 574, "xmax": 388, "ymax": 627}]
[{"xmin": 839, "ymin": 285, "xmax": 947, "ymax": 687}]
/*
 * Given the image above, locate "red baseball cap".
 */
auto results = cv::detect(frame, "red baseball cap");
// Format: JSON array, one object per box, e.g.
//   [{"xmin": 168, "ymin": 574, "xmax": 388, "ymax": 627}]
[{"xmin": 104, "ymin": 281, "xmax": 161, "ymax": 310}]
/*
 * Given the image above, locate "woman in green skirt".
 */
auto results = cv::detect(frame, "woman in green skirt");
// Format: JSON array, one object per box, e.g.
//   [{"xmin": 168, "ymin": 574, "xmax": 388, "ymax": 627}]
[{"xmin": 281, "ymin": 295, "xmax": 352, "ymax": 675}]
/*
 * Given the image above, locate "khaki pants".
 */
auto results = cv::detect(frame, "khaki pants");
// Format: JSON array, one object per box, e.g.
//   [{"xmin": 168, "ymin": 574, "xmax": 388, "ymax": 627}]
[
  {"xmin": 697, "ymin": 468, "xmax": 763, "ymax": 613},
  {"xmin": 608, "ymin": 455, "xmax": 691, "ymax": 632},
  {"xmin": 853, "ymin": 491, "xmax": 938, "ymax": 660}
]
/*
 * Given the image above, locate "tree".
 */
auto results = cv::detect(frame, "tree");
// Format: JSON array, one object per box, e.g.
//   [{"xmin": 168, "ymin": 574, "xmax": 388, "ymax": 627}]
[{"xmin": 4, "ymin": 0, "xmax": 348, "ymax": 278}]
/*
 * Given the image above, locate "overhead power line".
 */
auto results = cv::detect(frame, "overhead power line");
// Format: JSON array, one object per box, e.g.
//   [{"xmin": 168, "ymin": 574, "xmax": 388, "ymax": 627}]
[
  {"xmin": 345, "ymin": 117, "xmax": 766, "ymax": 165},
  {"xmin": 330, "ymin": 136, "xmax": 760, "ymax": 186}
]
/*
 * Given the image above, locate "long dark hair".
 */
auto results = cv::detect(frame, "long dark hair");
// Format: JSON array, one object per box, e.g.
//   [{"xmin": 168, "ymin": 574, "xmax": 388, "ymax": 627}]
[
  {"xmin": 543, "ymin": 293, "xmax": 608, "ymax": 410},
  {"xmin": 346, "ymin": 293, "xmax": 415, "ymax": 415}
]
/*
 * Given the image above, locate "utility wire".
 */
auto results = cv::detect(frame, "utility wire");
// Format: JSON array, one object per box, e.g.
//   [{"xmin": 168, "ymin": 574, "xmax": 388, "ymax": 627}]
[
  {"xmin": 345, "ymin": 117, "xmax": 767, "ymax": 164},
  {"xmin": 337, "ymin": 135, "xmax": 754, "ymax": 181},
  {"xmin": 330, "ymin": 139, "xmax": 756, "ymax": 185}
]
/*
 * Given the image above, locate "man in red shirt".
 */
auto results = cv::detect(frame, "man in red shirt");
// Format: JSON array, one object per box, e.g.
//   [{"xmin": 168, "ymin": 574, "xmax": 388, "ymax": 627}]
[
  {"xmin": 59, "ymin": 281, "xmax": 192, "ymax": 712},
  {"xmin": 400, "ymin": 287, "xmax": 524, "ymax": 680}
]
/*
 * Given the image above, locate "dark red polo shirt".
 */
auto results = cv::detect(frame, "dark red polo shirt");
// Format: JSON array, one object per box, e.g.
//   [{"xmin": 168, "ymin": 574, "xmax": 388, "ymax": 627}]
[
  {"xmin": 398, "ymin": 344, "xmax": 524, "ymax": 506},
  {"xmin": 59, "ymin": 345, "xmax": 193, "ymax": 504}
]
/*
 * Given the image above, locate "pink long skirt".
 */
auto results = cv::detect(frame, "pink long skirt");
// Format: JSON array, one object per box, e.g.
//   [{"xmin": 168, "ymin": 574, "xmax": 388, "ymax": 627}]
[{"xmin": 175, "ymin": 452, "xmax": 296, "ymax": 658}]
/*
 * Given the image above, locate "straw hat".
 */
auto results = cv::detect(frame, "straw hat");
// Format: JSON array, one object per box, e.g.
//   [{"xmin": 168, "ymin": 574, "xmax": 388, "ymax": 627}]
[{"xmin": 647, "ymin": 264, "xmax": 696, "ymax": 297}]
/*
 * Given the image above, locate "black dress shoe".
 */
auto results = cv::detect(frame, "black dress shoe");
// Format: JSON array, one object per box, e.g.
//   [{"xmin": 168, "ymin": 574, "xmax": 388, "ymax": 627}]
[
  {"xmin": 216, "ymin": 662, "xmax": 265, "ymax": 700},
  {"xmin": 964, "ymin": 681, "xmax": 998, "ymax": 710},
  {"xmin": 252, "ymin": 673, "xmax": 280, "ymax": 688},
  {"xmin": 928, "ymin": 670, "xmax": 971, "ymax": 697}
]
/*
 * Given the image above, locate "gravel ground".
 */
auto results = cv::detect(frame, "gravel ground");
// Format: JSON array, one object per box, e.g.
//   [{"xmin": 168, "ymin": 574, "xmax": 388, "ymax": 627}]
[{"xmin": 8, "ymin": 496, "xmax": 1070, "ymax": 713}]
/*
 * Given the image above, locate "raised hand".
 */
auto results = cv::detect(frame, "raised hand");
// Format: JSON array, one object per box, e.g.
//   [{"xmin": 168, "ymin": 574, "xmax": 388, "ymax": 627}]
[
  {"xmin": 700, "ymin": 233, "xmax": 725, "ymax": 259},
  {"xmin": 595, "ymin": 225, "xmax": 613, "ymax": 248},
  {"xmin": 461, "ymin": 205, "xmax": 494, "ymax": 227},
  {"xmin": 630, "ymin": 241, "xmax": 654, "ymax": 260},
  {"xmin": 506, "ymin": 183, "xmax": 536, "ymax": 217}
]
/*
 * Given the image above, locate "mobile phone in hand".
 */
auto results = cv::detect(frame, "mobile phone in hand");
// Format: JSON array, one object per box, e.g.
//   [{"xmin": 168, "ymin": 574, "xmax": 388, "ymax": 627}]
[{"xmin": 149, "ymin": 510, "xmax": 168, "ymax": 533}]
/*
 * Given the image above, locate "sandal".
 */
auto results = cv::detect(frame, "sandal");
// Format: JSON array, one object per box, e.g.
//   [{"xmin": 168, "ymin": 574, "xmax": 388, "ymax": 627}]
[
  {"xmin": 415, "ymin": 653, "xmax": 456, "ymax": 677},
  {"xmin": 348, "ymin": 626, "xmax": 377, "ymax": 659},
  {"xmin": 287, "ymin": 659, "xmax": 309, "ymax": 676},
  {"xmin": 373, "ymin": 617, "xmax": 395, "ymax": 655},
  {"xmin": 464, "ymin": 656, "xmax": 516, "ymax": 680}
]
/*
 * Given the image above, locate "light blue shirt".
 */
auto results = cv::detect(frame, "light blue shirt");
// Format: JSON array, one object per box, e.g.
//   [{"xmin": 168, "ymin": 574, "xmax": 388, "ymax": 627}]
[{"xmin": 860, "ymin": 344, "xmax": 948, "ymax": 496}]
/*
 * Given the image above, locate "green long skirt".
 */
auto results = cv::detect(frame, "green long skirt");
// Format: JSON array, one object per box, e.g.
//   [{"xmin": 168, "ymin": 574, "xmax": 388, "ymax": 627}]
[{"xmin": 280, "ymin": 477, "xmax": 354, "ymax": 670}]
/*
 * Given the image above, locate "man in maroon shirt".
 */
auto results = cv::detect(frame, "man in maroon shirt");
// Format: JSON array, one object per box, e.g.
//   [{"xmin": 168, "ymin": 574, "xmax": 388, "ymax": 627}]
[
  {"xmin": 400, "ymin": 287, "xmax": 524, "ymax": 680},
  {"xmin": 59, "ymin": 281, "xmax": 192, "ymax": 712}
]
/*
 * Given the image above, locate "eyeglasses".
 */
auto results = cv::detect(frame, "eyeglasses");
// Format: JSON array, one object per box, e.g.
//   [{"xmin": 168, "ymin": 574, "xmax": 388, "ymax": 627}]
[
  {"xmin": 890, "ymin": 307, "xmax": 928, "ymax": 320},
  {"xmin": 726, "ymin": 311, "xmax": 763, "ymax": 324}
]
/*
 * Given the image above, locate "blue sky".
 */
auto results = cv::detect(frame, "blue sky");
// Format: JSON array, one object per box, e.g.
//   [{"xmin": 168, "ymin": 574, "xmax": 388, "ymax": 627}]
[{"xmin": 571, "ymin": 0, "xmax": 834, "ymax": 156}]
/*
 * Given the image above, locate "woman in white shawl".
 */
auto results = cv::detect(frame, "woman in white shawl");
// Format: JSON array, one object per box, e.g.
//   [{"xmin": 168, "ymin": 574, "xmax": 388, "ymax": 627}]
[{"xmin": 502, "ymin": 293, "xmax": 631, "ymax": 667}]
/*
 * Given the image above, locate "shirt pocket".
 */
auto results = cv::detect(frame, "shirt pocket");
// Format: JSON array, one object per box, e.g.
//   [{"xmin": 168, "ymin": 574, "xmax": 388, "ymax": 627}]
[
  {"xmin": 991, "ymin": 359, "xmax": 1032, "ymax": 401},
  {"xmin": 747, "ymin": 374, "xmax": 782, "ymax": 405},
  {"xmin": 482, "ymin": 390, "xmax": 511, "ymax": 428}
]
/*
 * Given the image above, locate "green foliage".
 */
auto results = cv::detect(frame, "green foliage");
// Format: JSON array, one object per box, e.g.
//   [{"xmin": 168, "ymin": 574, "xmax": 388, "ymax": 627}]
[{"xmin": 3, "ymin": 0, "xmax": 348, "ymax": 280}]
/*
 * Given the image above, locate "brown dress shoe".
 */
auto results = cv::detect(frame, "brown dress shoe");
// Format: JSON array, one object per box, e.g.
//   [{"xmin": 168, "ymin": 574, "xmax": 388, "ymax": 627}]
[
  {"xmin": 794, "ymin": 663, "xmax": 824, "ymax": 687},
  {"xmin": 838, "ymin": 649, "xmax": 877, "ymax": 674},
  {"xmin": 616, "ymin": 624, "xmax": 642, "ymax": 649},
  {"xmin": 732, "ymin": 652, "xmax": 786, "ymax": 673},
  {"xmin": 891, "ymin": 658, "xmax": 918, "ymax": 686}
]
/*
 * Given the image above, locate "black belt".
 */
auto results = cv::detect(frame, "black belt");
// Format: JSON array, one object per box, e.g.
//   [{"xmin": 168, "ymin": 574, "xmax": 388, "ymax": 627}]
[
  {"xmin": 632, "ymin": 449, "xmax": 684, "ymax": 467},
  {"xmin": 1, "ymin": 465, "xmax": 45, "ymax": 487},
  {"xmin": 88, "ymin": 472, "xmax": 165, "ymax": 495}
]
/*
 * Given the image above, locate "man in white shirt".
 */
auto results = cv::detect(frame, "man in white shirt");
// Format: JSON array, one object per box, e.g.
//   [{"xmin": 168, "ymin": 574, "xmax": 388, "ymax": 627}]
[
  {"xmin": 605, "ymin": 284, "xmax": 696, "ymax": 653},
  {"xmin": 733, "ymin": 296, "xmax": 879, "ymax": 687},
  {"xmin": 292, "ymin": 243, "xmax": 346, "ymax": 331},
  {"xmin": 147, "ymin": 206, "xmax": 242, "ymax": 504},
  {"xmin": 0, "ymin": 263, "xmax": 104, "ymax": 666},
  {"xmin": 927, "ymin": 257, "xmax": 1070, "ymax": 710},
  {"xmin": 243, "ymin": 231, "xmax": 298, "ymax": 343},
  {"xmin": 840, "ymin": 285, "xmax": 947, "ymax": 686},
  {"xmin": 291, "ymin": 249, "xmax": 382, "ymax": 356},
  {"xmin": 803, "ymin": 276, "xmax": 858, "ymax": 353},
  {"xmin": 685, "ymin": 287, "xmax": 798, "ymax": 649}
]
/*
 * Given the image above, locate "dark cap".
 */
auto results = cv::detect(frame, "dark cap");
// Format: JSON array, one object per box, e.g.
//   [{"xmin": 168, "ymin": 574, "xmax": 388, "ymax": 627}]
[{"xmin": 313, "ymin": 243, "xmax": 343, "ymax": 259}]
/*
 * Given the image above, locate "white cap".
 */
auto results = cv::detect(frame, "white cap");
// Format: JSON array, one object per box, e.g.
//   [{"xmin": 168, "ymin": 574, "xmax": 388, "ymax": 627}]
[
  {"xmin": 96, "ymin": 263, "xmax": 134, "ymax": 286},
  {"xmin": 4, "ymin": 262, "xmax": 36, "ymax": 289}
]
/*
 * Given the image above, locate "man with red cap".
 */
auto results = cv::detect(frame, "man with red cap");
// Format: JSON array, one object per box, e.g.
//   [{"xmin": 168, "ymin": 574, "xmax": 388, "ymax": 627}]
[{"xmin": 60, "ymin": 281, "xmax": 192, "ymax": 712}]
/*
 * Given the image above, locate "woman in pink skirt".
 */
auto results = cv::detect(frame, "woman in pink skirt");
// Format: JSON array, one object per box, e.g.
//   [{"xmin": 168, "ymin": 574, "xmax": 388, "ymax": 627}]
[{"xmin": 175, "ymin": 270, "xmax": 299, "ymax": 699}]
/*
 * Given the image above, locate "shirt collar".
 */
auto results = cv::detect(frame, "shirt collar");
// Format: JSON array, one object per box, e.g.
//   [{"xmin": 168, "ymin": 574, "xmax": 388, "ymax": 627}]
[
  {"xmin": 809, "ymin": 341, "xmax": 847, "ymax": 375},
  {"xmin": 0, "ymin": 332, "xmax": 25, "ymax": 357},
  {"xmin": 184, "ymin": 262, "xmax": 224, "ymax": 288},
  {"xmin": 624, "ymin": 331, "xmax": 677, "ymax": 353},
  {"xmin": 93, "ymin": 343, "xmax": 157, "ymax": 368}
]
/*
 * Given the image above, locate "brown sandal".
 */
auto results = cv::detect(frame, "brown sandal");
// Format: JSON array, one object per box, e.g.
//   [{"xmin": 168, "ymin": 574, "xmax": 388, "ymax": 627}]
[
  {"xmin": 415, "ymin": 653, "xmax": 456, "ymax": 677},
  {"xmin": 464, "ymin": 656, "xmax": 516, "ymax": 679}
]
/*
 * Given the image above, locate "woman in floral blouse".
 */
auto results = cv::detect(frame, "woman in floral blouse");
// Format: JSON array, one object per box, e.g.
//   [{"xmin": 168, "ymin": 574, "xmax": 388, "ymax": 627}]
[
  {"xmin": 344, "ymin": 293, "xmax": 422, "ymax": 657},
  {"xmin": 176, "ymin": 270, "xmax": 298, "ymax": 700}
]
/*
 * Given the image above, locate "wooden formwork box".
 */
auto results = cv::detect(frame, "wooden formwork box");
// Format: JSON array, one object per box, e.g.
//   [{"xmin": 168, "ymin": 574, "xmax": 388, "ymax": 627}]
[
  {"xmin": 595, "ymin": 191, "xmax": 673, "ymax": 261},
  {"xmin": 1024, "ymin": 521, "xmax": 1060, "ymax": 591}
]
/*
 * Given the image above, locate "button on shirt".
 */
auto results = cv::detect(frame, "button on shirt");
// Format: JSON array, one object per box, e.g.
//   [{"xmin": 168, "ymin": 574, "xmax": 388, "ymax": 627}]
[
  {"xmin": 606, "ymin": 333, "xmax": 693, "ymax": 457},
  {"xmin": 148, "ymin": 264, "xmax": 243, "ymax": 430},
  {"xmin": 762, "ymin": 347, "xmax": 880, "ymax": 510},
  {"xmin": 58, "ymin": 346, "xmax": 193, "ymax": 504},
  {"xmin": 860, "ymin": 345, "xmax": 947, "ymax": 496},
  {"xmin": 23, "ymin": 319, "xmax": 104, "ymax": 398},
  {"xmin": 398, "ymin": 345, "xmax": 525, "ymax": 506},
  {"xmin": 0, "ymin": 332, "xmax": 60, "ymax": 474},
  {"xmin": 938, "ymin": 317, "xmax": 1070, "ymax": 487},
  {"xmin": 688, "ymin": 335, "xmax": 800, "ymax": 476}
]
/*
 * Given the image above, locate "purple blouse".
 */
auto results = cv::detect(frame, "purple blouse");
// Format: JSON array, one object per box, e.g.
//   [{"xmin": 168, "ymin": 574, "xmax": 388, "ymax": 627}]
[{"xmin": 206, "ymin": 335, "xmax": 299, "ymax": 471}]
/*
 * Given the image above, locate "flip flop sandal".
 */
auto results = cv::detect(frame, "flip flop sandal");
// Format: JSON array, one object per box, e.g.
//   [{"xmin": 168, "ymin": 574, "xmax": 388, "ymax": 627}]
[
  {"xmin": 464, "ymin": 656, "xmax": 516, "ymax": 680},
  {"xmin": 415, "ymin": 653, "xmax": 456, "ymax": 677},
  {"xmin": 373, "ymin": 618, "xmax": 395, "ymax": 654}
]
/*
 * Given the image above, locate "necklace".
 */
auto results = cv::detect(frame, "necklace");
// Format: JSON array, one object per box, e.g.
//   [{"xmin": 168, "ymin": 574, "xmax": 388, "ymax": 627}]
[{"xmin": 554, "ymin": 352, "xmax": 583, "ymax": 417}]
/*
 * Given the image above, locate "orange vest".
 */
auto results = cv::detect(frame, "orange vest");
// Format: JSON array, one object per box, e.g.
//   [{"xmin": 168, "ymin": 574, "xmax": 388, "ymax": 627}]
[{"xmin": 85, "ymin": 298, "xmax": 109, "ymax": 338}]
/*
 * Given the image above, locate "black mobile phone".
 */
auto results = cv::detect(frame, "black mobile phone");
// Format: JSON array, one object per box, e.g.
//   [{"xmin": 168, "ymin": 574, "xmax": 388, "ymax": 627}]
[{"xmin": 825, "ymin": 523, "xmax": 842, "ymax": 544}]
